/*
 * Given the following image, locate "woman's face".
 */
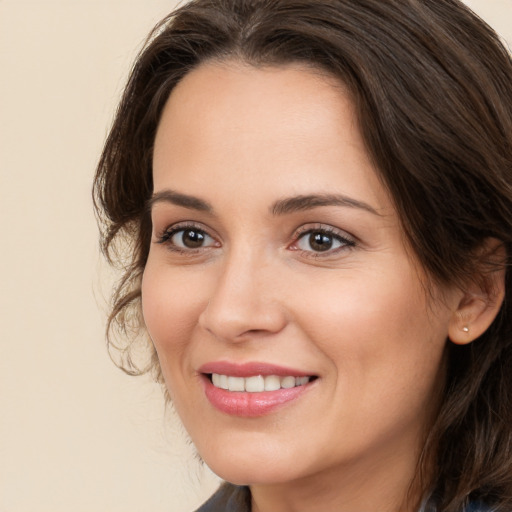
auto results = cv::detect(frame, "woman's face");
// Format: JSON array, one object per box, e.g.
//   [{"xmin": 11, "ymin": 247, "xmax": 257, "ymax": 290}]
[{"xmin": 143, "ymin": 62, "xmax": 460, "ymax": 488}]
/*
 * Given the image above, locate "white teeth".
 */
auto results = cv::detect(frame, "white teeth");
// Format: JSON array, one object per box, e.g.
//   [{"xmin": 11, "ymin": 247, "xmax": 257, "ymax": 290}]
[
  {"xmin": 211, "ymin": 373, "xmax": 312, "ymax": 392},
  {"xmin": 245, "ymin": 375, "xmax": 265, "ymax": 392},
  {"xmin": 264, "ymin": 375, "xmax": 281, "ymax": 391},
  {"xmin": 219, "ymin": 374, "xmax": 229, "ymax": 389},
  {"xmin": 227, "ymin": 376, "xmax": 245, "ymax": 392},
  {"xmin": 212, "ymin": 373, "xmax": 229, "ymax": 389},
  {"xmin": 280, "ymin": 376, "xmax": 296, "ymax": 389},
  {"xmin": 297, "ymin": 376, "xmax": 309, "ymax": 386}
]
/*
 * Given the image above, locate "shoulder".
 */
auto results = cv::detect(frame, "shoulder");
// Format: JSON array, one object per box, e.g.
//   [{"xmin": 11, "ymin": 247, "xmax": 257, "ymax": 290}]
[
  {"xmin": 452, "ymin": 504, "xmax": 500, "ymax": 512},
  {"xmin": 194, "ymin": 483, "xmax": 251, "ymax": 512},
  {"xmin": 420, "ymin": 499, "xmax": 498, "ymax": 512},
  {"xmin": 464, "ymin": 504, "xmax": 498, "ymax": 512}
]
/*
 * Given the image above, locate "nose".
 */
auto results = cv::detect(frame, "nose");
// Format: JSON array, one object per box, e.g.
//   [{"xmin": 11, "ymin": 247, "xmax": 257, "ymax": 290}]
[{"xmin": 198, "ymin": 250, "xmax": 288, "ymax": 343}]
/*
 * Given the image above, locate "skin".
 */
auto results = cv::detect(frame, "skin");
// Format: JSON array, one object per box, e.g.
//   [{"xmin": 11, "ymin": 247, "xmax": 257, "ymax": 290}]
[{"xmin": 142, "ymin": 61, "xmax": 468, "ymax": 512}]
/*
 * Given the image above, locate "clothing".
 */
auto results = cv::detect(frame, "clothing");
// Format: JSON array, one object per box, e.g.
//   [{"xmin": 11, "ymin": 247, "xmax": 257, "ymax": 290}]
[
  {"xmin": 194, "ymin": 483, "xmax": 493, "ymax": 512},
  {"xmin": 194, "ymin": 484, "xmax": 250, "ymax": 512}
]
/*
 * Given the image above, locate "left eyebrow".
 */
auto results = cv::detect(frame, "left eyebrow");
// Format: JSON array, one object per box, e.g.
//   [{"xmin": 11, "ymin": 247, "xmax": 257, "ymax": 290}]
[
  {"xmin": 271, "ymin": 194, "xmax": 381, "ymax": 216},
  {"xmin": 146, "ymin": 189, "xmax": 213, "ymax": 213}
]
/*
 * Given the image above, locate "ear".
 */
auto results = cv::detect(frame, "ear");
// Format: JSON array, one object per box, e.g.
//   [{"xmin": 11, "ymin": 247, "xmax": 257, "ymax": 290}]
[{"xmin": 448, "ymin": 238, "xmax": 506, "ymax": 345}]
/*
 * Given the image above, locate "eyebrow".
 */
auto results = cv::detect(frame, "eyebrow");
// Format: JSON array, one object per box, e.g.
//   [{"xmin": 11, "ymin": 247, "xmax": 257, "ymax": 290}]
[
  {"xmin": 147, "ymin": 189, "xmax": 379, "ymax": 216},
  {"xmin": 147, "ymin": 189, "xmax": 213, "ymax": 213},
  {"xmin": 271, "ymin": 194, "xmax": 380, "ymax": 216}
]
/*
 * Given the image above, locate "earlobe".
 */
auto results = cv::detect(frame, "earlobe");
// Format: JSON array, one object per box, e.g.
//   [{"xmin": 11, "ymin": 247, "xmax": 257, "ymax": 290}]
[
  {"xmin": 448, "ymin": 239, "xmax": 506, "ymax": 345},
  {"xmin": 448, "ymin": 295, "xmax": 497, "ymax": 345}
]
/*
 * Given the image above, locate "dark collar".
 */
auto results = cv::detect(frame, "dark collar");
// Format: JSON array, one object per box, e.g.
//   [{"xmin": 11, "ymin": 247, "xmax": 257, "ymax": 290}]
[{"xmin": 195, "ymin": 483, "xmax": 251, "ymax": 512}]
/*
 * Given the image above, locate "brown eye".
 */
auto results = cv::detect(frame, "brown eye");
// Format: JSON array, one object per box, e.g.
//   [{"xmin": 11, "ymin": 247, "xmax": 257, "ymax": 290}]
[
  {"xmin": 167, "ymin": 228, "xmax": 216, "ymax": 250},
  {"xmin": 308, "ymin": 232, "xmax": 333, "ymax": 252},
  {"xmin": 294, "ymin": 228, "xmax": 354, "ymax": 254},
  {"xmin": 180, "ymin": 229, "xmax": 206, "ymax": 248}
]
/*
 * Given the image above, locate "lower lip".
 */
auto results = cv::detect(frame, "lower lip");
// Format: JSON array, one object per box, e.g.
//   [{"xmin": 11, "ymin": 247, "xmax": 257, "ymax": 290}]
[{"xmin": 202, "ymin": 376, "xmax": 312, "ymax": 417}]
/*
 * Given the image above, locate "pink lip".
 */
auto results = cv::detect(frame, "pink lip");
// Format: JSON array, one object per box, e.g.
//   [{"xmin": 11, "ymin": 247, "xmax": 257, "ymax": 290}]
[
  {"xmin": 199, "ymin": 361, "xmax": 312, "ymax": 377},
  {"xmin": 198, "ymin": 361, "xmax": 316, "ymax": 418}
]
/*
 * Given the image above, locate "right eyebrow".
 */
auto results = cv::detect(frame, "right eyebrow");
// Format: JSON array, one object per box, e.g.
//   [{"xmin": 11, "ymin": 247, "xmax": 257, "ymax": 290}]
[
  {"xmin": 146, "ymin": 189, "xmax": 213, "ymax": 213},
  {"xmin": 271, "ymin": 193, "xmax": 380, "ymax": 216}
]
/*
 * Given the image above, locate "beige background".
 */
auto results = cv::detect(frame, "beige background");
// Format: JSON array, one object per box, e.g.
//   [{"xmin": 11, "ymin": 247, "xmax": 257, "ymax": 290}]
[{"xmin": 0, "ymin": 1, "xmax": 511, "ymax": 511}]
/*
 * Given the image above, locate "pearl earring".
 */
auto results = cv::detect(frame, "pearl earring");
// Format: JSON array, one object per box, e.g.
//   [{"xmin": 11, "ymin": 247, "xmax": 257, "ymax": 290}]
[{"xmin": 462, "ymin": 326, "xmax": 470, "ymax": 333}]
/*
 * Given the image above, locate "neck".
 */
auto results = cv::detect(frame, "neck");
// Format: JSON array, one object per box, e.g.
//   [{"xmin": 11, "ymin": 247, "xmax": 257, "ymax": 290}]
[{"xmin": 250, "ymin": 434, "xmax": 426, "ymax": 512}]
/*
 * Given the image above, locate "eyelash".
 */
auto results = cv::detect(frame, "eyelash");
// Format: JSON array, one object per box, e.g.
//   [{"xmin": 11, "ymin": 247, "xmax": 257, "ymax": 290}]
[
  {"xmin": 156, "ymin": 222, "xmax": 217, "ymax": 254},
  {"xmin": 155, "ymin": 222, "xmax": 356, "ymax": 258},
  {"xmin": 290, "ymin": 225, "xmax": 356, "ymax": 258}
]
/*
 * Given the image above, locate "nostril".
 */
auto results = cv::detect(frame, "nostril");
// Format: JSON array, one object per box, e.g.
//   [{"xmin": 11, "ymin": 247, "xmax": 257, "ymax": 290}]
[{"xmin": 197, "ymin": 282, "xmax": 288, "ymax": 342}]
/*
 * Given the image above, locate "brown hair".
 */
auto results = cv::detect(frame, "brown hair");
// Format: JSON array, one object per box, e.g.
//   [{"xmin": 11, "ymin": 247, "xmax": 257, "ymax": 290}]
[{"xmin": 93, "ymin": 0, "xmax": 512, "ymax": 510}]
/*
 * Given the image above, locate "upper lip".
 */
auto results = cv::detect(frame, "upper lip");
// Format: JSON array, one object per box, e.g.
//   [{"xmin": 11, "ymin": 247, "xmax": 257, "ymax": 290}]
[{"xmin": 198, "ymin": 361, "xmax": 315, "ymax": 378}]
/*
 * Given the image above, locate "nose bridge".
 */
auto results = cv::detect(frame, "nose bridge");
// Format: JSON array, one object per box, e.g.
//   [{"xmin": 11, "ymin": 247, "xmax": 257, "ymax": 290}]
[{"xmin": 199, "ymin": 242, "xmax": 286, "ymax": 342}]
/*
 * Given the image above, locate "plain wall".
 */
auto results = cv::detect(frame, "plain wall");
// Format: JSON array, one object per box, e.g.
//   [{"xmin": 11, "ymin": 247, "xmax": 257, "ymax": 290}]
[{"xmin": 1, "ymin": 1, "xmax": 511, "ymax": 511}]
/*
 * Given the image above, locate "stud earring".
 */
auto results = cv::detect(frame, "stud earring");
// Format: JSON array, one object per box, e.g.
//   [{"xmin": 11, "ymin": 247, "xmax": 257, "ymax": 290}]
[{"xmin": 462, "ymin": 326, "xmax": 470, "ymax": 333}]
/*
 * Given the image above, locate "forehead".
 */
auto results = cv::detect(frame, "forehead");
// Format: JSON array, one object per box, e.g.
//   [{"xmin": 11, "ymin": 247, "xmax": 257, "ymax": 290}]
[{"xmin": 152, "ymin": 60, "xmax": 390, "ymax": 213}]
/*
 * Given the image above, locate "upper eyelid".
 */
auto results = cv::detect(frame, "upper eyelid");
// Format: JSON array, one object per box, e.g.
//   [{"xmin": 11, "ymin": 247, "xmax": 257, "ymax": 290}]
[
  {"xmin": 289, "ymin": 224, "xmax": 357, "ymax": 255},
  {"xmin": 156, "ymin": 221, "xmax": 215, "ymax": 237},
  {"xmin": 155, "ymin": 224, "xmax": 219, "ymax": 254},
  {"xmin": 292, "ymin": 223, "xmax": 356, "ymax": 241}
]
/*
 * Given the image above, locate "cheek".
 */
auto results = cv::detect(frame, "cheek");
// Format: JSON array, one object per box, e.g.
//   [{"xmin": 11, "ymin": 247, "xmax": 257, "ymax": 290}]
[
  {"xmin": 141, "ymin": 261, "xmax": 208, "ymax": 374},
  {"xmin": 295, "ymin": 274, "xmax": 449, "ymax": 455},
  {"xmin": 290, "ymin": 267, "xmax": 449, "ymax": 394}
]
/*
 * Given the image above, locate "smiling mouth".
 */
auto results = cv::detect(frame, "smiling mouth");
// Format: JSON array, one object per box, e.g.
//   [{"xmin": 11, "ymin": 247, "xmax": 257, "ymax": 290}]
[{"xmin": 207, "ymin": 374, "xmax": 316, "ymax": 393}]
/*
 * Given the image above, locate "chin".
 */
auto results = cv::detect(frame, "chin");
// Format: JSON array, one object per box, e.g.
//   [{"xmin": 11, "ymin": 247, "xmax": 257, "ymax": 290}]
[
  {"xmin": 199, "ymin": 440, "xmax": 307, "ymax": 486},
  {"xmin": 208, "ymin": 464, "xmax": 297, "ymax": 487}
]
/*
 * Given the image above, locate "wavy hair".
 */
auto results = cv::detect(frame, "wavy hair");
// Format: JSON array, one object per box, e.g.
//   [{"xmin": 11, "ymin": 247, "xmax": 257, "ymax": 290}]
[{"xmin": 94, "ymin": 1, "xmax": 512, "ymax": 510}]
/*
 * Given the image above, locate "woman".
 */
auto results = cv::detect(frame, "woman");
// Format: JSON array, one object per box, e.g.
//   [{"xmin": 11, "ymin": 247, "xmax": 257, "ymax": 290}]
[{"xmin": 93, "ymin": 0, "xmax": 512, "ymax": 511}]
